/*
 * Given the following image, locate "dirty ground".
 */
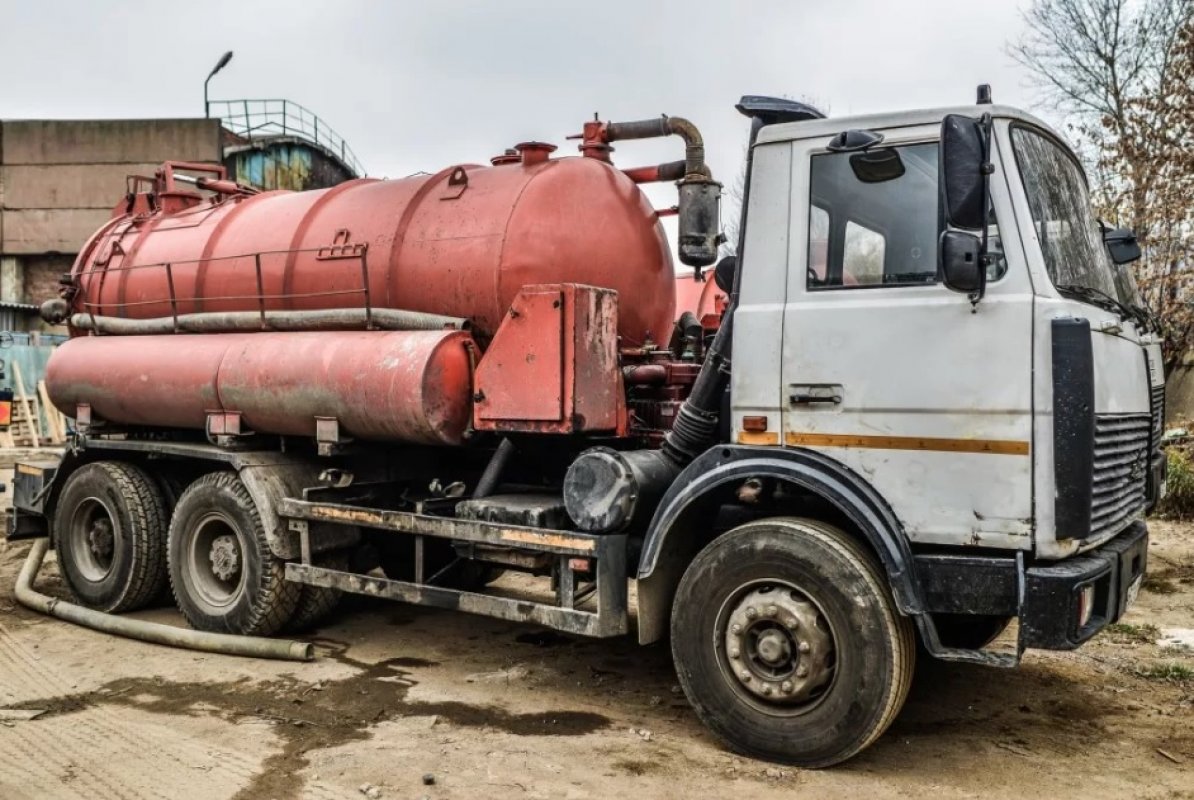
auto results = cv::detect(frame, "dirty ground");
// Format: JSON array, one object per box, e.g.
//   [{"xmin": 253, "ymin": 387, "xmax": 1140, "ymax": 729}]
[{"xmin": 0, "ymin": 520, "xmax": 1191, "ymax": 800}]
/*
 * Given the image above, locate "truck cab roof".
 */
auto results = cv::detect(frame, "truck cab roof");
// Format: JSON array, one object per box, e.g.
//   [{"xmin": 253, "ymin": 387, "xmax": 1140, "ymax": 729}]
[{"xmin": 756, "ymin": 104, "xmax": 1063, "ymax": 146}]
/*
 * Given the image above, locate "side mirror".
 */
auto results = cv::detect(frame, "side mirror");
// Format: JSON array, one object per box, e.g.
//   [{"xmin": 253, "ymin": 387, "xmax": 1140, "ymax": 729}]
[
  {"xmin": 939, "ymin": 114, "xmax": 988, "ymax": 230},
  {"xmin": 714, "ymin": 255, "xmax": 737, "ymax": 293},
  {"xmin": 940, "ymin": 230, "xmax": 983, "ymax": 294},
  {"xmin": 1103, "ymin": 226, "xmax": 1142, "ymax": 265}
]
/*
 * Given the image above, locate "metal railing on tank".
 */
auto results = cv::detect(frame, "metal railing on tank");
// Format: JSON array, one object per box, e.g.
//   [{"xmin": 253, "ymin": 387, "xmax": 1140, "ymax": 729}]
[
  {"xmin": 76, "ymin": 245, "xmax": 374, "ymax": 332},
  {"xmin": 210, "ymin": 99, "xmax": 366, "ymax": 177},
  {"xmin": 67, "ymin": 244, "xmax": 468, "ymax": 336}
]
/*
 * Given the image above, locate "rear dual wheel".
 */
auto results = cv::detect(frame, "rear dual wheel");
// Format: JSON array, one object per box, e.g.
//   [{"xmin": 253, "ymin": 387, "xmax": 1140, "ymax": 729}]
[
  {"xmin": 53, "ymin": 461, "xmax": 169, "ymax": 613},
  {"xmin": 56, "ymin": 465, "xmax": 330, "ymax": 636},
  {"xmin": 167, "ymin": 472, "xmax": 300, "ymax": 636},
  {"xmin": 671, "ymin": 517, "xmax": 915, "ymax": 768}
]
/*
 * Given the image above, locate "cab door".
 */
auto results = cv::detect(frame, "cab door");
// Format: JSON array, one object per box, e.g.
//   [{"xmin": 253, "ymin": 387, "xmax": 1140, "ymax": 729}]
[{"xmin": 778, "ymin": 124, "xmax": 1035, "ymax": 549}]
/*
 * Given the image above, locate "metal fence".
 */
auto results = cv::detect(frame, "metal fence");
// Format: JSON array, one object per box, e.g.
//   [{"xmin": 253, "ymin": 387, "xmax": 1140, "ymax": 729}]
[{"xmin": 210, "ymin": 99, "xmax": 365, "ymax": 177}]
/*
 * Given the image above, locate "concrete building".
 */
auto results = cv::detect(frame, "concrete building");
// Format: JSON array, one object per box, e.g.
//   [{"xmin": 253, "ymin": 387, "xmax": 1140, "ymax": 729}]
[
  {"xmin": 0, "ymin": 107, "xmax": 362, "ymax": 331},
  {"xmin": 0, "ymin": 118, "xmax": 222, "ymax": 327}
]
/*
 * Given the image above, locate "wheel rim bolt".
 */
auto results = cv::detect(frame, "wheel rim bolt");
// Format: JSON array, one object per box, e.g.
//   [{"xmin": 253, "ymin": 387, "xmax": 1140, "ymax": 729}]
[
  {"xmin": 762, "ymin": 685, "xmax": 773, "ymax": 695},
  {"xmin": 731, "ymin": 624, "xmax": 742, "ymax": 634},
  {"xmin": 798, "ymin": 641, "xmax": 811, "ymax": 654},
  {"xmin": 746, "ymin": 607, "xmax": 758, "ymax": 620},
  {"xmin": 796, "ymin": 665, "xmax": 809, "ymax": 678},
  {"xmin": 729, "ymin": 647, "xmax": 740, "ymax": 659},
  {"xmin": 740, "ymin": 670, "xmax": 751, "ymax": 682},
  {"xmin": 781, "ymin": 680, "xmax": 794, "ymax": 694},
  {"xmin": 786, "ymin": 617, "xmax": 799, "ymax": 628},
  {"xmin": 766, "ymin": 605, "xmax": 777, "ymax": 617}
]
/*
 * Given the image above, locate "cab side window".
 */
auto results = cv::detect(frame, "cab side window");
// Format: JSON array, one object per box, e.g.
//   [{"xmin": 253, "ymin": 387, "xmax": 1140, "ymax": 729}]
[{"xmin": 807, "ymin": 142, "xmax": 939, "ymax": 289}]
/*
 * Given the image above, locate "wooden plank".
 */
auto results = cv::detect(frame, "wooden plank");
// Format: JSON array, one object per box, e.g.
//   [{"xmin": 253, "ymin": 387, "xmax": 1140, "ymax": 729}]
[
  {"xmin": 37, "ymin": 381, "xmax": 63, "ymax": 443},
  {"xmin": 11, "ymin": 362, "xmax": 39, "ymax": 448}
]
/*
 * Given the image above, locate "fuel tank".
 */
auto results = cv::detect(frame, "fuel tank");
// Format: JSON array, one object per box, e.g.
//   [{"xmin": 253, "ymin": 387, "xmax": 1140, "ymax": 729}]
[
  {"xmin": 71, "ymin": 145, "xmax": 676, "ymax": 347},
  {"xmin": 45, "ymin": 330, "xmax": 475, "ymax": 445}
]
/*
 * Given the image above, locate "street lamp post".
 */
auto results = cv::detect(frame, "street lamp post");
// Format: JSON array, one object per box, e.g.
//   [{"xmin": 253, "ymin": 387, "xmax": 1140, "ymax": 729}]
[{"xmin": 204, "ymin": 51, "xmax": 234, "ymax": 118}]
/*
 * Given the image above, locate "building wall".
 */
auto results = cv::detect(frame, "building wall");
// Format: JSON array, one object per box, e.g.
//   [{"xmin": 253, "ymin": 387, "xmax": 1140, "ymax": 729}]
[
  {"xmin": 0, "ymin": 118, "xmax": 222, "ymax": 328},
  {"xmin": 0, "ymin": 118, "xmax": 222, "ymax": 256},
  {"xmin": 223, "ymin": 138, "xmax": 356, "ymax": 192},
  {"xmin": 22, "ymin": 254, "xmax": 74, "ymax": 308}
]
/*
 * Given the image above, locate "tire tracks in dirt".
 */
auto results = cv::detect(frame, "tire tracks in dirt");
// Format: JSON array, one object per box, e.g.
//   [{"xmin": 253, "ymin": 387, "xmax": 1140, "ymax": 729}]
[{"xmin": 0, "ymin": 618, "xmax": 345, "ymax": 799}]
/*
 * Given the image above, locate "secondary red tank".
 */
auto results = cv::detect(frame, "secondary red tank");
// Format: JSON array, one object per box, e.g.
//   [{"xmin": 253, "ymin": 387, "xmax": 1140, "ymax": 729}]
[
  {"xmin": 46, "ymin": 330, "xmax": 474, "ymax": 445},
  {"xmin": 69, "ymin": 144, "xmax": 675, "ymax": 347}
]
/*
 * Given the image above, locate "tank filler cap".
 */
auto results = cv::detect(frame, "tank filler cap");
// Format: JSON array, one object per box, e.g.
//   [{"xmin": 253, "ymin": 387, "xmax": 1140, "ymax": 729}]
[
  {"xmin": 490, "ymin": 148, "xmax": 521, "ymax": 166},
  {"xmin": 515, "ymin": 141, "xmax": 557, "ymax": 166}
]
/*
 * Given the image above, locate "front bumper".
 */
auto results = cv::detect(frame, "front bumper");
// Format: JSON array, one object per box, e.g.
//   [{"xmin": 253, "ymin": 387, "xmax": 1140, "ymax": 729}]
[{"xmin": 1019, "ymin": 521, "xmax": 1148, "ymax": 650}]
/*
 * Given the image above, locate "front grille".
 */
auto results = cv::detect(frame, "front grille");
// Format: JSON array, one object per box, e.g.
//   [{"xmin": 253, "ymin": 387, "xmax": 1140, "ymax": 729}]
[
  {"xmin": 1091, "ymin": 414, "xmax": 1150, "ymax": 539},
  {"xmin": 1150, "ymin": 384, "xmax": 1165, "ymax": 455}
]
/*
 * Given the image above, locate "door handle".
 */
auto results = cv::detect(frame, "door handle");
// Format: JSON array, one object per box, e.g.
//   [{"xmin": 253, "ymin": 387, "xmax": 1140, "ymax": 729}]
[{"xmin": 789, "ymin": 384, "xmax": 843, "ymax": 405}]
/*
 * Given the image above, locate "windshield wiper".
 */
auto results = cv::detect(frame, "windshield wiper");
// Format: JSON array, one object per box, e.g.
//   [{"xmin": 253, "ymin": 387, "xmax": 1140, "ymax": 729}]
[
  {"xmin": 1128, "ymin": 303, "xmax": 1163, "ymax": 335},
  {"xmin": 1056, "ymin": 283, "xmax": 1132, "ymax": 320}
]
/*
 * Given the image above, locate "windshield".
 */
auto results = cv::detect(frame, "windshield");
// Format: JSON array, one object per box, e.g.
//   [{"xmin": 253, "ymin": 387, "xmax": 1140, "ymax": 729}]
[
  {"xmin": 1111, "ymin": 259, "xmax": 1144, "ymax": 307},
  {"xmin": 1011, "ymin": 126, "xmax": 1119, "ymax": 301}
]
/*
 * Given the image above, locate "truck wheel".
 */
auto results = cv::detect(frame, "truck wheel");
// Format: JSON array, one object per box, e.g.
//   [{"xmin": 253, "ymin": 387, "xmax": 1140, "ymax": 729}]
[
  {"xmin": 285, "ymin": 551, "xmax": 349, "ymax": 633},
  {"xmin": 167, "ymin": 472, "xmax": 300, "ymax": 636},
  {"xmin": 53, "ymin": 461, "xmax": 168, "ymax": 613},
  {"xmin": 149, "ymin": 473, "xmax": 192, "ymax": 606},
  {"xmin": 671, "ymin": 517, "xmax": 915, "ymax": 767},
  {"xmin": 156, "ymin": 473, "xmax": 190, "ymax": 514}
]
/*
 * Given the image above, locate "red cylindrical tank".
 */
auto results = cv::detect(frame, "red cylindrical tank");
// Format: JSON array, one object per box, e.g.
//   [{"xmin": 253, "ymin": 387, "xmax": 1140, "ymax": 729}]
[
  {"xmin": 45, "ymin": 330, "xmax": 475, "ymax": 445},
  {"xmin": 674, "ymin": 272, "xmax": 726, "ymax": 323},
  {"xmin": 71, "ymin": 153, "xmax": 676, "ymax": 347}
]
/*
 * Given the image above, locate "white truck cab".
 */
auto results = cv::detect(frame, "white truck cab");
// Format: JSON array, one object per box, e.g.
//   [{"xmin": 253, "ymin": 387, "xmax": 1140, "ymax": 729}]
[{"xmin": 734, "ymin": 101, "xmax": 1160, "ymax": 564}]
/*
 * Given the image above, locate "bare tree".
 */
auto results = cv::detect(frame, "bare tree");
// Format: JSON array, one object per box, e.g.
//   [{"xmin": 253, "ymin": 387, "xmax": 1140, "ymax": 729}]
[
  {"xmin": 720, "ymin": 146, "xmax": 749, "ymax": 258},
  {"xmin": 1011, "ymin": 0, "xmax": 1194, "ymax": 365}
]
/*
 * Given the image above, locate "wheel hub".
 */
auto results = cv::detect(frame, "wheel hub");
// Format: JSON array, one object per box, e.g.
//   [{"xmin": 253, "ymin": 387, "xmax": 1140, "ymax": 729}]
[
  {"xmin": 87, "ymin": 518, "xmax": 114, "ymax": 561},
  {"xmin": 723, "ymin": 586, "xmax": 835, "ymax": 705},
  {"xmin": 209, "ymin": 534, "xmax": 241, "ymax": 582}
]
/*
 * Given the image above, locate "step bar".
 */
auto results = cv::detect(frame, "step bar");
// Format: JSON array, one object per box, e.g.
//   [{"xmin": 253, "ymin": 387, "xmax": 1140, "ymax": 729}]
[{"xmin": 278, "ymin": 498, "xmax": 629, "ymax": 637}]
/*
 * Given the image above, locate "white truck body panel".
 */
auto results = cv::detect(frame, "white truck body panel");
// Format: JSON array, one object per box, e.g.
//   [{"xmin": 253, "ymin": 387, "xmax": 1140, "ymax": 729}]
[{"xmin": 735, "ymin": 104, "xmax": 1154, "ymax": 560}]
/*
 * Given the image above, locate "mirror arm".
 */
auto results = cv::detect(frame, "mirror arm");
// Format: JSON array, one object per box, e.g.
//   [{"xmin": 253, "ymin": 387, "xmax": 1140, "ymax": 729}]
[{"xmin": 970, "ymin": 113, "xmax": 994, "ymax": 309}]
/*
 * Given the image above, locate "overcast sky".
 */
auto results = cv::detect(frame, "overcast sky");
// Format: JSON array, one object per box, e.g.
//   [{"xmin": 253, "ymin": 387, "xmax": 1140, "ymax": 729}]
[{"xmin": 1, "ymin": 0, "xmax": 1046, "ymax": 220}]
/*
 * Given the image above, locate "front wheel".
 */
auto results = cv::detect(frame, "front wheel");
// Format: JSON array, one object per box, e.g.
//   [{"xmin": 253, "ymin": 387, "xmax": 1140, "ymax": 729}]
[{"xmin": 670, "ymin": 517, "xmax": 915, "ymax": 767}]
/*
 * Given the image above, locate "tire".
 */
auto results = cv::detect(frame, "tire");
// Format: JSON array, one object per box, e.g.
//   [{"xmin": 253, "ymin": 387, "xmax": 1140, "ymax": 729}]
[
  {"xmin": 167, "ymin": 471, "xmax": 300, "ymax": 636},
  {"xmin": 156, "ymin": 473, "xmax": 190, "ymax": 514},
  {"xmin": 284, "ymin": 550, "xmax": 349, "ymax": 633},
  {"xmin": 671, "ymin": 517, "xmax": 915, "ymax": 767},
  {"xmin": 53, "ymin": 460, "xmax": 169, "ymax": 613},
  {"xmin": 150, "ymin": 472, "xmax": 193, "ymax": 606},
  {"xmin": 932, "ymin": 613, "xmax": 1011, "ymax": 650}
]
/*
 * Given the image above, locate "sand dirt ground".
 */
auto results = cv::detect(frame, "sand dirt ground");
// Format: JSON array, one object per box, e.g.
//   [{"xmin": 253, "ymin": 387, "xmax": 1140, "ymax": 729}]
[{"xmin": 0, "ymin": 512, "xmax": 1191, "ymax": 800}]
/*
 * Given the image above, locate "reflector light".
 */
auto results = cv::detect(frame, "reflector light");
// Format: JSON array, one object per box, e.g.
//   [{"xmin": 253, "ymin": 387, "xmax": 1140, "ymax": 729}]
[{"xmin": 1077, "ymin": 584, "xmax": 1096, "ymax": 629}]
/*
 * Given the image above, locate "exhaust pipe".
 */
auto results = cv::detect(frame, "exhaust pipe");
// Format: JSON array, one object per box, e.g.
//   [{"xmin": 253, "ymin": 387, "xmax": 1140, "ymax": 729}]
[
  {"xmin": 577, "ymin": 115, "xmax": 723, "ymax": 269},
  {"xmin": 567, "ymin": 103, "xmax": 822, "ymax": 533}
]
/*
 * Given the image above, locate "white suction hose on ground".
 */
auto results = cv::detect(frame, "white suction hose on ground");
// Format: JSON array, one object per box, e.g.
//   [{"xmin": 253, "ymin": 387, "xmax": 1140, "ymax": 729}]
[{"xmin": 14, "ymin": 539, "xmax": 314, "ymax": 662}]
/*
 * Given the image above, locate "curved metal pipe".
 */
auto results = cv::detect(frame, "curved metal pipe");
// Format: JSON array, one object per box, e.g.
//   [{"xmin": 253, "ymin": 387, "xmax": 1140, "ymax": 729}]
[
  {"xmin": 15, "ymin": 539, "xmax": 314, "ymax": 662},
  {"xmin": 69, "ymin": 307, "xmax": 468, "ymax": 335},
  {"xmin": 605, "ymin": 116, "xmax": 709, "ymax": 178},
  {"xmin": 622, "ymin": 160, "xmax": 687, "ymax": 185}
]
